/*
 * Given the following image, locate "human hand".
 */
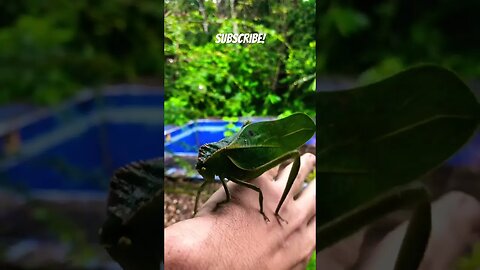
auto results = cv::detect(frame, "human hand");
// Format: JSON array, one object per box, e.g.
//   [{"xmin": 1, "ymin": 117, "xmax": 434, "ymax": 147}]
[{"xmin": 165, "ymin": 153, "xmax": 316, "ymax": 270}]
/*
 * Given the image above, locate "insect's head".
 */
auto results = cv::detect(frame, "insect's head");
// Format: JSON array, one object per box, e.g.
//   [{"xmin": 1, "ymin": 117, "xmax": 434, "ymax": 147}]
[
  {"xmin": 196, "ymin": 147, "xmax": 212, "ymax": 179},
  {"xmin": 195, "ymin": 159, "xmax": 205, "ymax": 172},
  {"xmin": 196, "ymin": 161, "xmax": 214, "ymax": 180}
]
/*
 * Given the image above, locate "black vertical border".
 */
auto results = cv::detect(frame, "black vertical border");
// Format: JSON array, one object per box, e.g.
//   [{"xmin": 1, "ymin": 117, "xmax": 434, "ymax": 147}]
[{"xmin": 160, "ymin": 0, "xmax": 165, "ymax": 269}]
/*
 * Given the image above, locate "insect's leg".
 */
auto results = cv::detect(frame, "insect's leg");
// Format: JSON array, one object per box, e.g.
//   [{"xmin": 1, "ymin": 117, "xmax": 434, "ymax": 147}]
[
  {"xmin": 317, "ymin": 182, "xmax": 430, "ymax": 251},
  {"xmin": 229, "ymin": 178, "xmax": 270, "ymax": 222},
  {"xmin": 217, "ymin": 177, "xmax": 231, "ymax": 205},
  {"xmin": 394, "ymin": 199, "xmax": 431, "ymax": 270},
  {"xmin": 193, "ymin": 180, "xmax": 209, "ymax": 217},
  {"xmin": 274, "ymin": 151, "xmax": 301, "ymax": 223}
]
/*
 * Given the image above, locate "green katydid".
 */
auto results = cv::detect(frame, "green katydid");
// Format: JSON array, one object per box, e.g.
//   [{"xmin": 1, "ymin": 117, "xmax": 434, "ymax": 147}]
[{"xmin": 193, "ymin": 112, "xmax": 315, "ymax": 222}]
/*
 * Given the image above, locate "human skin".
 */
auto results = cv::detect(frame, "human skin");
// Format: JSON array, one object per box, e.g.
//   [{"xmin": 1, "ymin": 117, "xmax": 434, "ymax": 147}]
[
  {"xmin": 164, "ymin": 153, "xmax": 316, "ymax": 270},
  {"xmin": 360, "ymin": 191, "xmax": 480, "ymax": 270},
  {"xmin": 315, "ymin": 192, "xmax": 480, "ymax": 270}
]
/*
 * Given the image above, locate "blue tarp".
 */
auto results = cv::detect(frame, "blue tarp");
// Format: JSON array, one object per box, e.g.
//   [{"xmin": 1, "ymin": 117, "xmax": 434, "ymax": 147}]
[{"xmin": 0, "ymin": 86, "xmax": 164, "ymax": 192}]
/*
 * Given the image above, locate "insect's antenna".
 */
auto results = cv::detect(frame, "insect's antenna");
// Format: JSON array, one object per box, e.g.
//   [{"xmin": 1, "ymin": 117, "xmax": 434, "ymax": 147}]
[{"xmin": 242, "ymin": 120, "xmax": 252, "ymax": 128}]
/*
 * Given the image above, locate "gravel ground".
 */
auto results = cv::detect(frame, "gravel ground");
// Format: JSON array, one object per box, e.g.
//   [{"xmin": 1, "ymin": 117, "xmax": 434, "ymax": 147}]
[{"xmin": 164, "ymin": 192, "xmax": 195, "ymax": 227}]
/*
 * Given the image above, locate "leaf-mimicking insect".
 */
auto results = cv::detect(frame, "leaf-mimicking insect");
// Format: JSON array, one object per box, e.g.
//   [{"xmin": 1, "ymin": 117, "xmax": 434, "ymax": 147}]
[{"xmin": 194, "ymin": 112, "xmax": 316, "ymax": 222}]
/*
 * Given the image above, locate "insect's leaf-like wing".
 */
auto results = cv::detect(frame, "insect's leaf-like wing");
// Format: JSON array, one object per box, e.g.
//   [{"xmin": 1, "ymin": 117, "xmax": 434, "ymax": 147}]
[
  {"xmin": 226, "ymin": 146, "xmax": 286, "ymax": 171},
  {"xmin": 226, "ymin": 113, "xmax": 315, "ymax": 170},
  {"xmin": 317, "ymin": 65, "xmax": 480, "ymax": 228}
]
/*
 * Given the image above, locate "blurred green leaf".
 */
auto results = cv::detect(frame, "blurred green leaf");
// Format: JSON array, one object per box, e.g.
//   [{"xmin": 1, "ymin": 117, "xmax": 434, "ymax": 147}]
[
  {"xmin": 457, "ymin": 242, "xmax": 480, "ymax": 270},
  {"xmin": 0, "ymin": 0, "xmax": 163, "ymax": 105},
  {"xmin": 328, "ymin": 6, "xmax": 369, "ymax": 37}
]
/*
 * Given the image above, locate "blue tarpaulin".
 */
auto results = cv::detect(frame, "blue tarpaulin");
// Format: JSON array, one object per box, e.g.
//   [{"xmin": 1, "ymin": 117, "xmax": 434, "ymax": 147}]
[{"xmin": 0, "ymin": 85, "xmax": 163, "ymax": 192}]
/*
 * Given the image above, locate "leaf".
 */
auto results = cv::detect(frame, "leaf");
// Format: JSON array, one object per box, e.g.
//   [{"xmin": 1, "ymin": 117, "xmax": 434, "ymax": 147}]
[
  {"xmin": 99, "ymin": 158, "xmax": 163, "ymax": 270},
  {"xmin": 316, "ymin": 65, "xmax": 480, "ymax": 236},
  {"xmin": 266, "ymin": 94, "xmax": 281, "ymax": 104},
  {"xmin": 328, "ymin": 6, "xmax": 369, "ymax": 37}
]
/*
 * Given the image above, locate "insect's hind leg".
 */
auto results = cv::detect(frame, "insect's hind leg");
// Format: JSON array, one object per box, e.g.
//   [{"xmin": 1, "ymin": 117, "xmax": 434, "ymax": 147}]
[
  {"xmin": 394, "ymin": 199, "xmax": 431, "ymax": 270},
  {"xmin": 274, "ymin": 152, "xmax": 301, "ymax": 223},
  {"xmin": 229, "ymin": 178, "xmax": 270, "ymax": 222},
  {"xmin": 193, "ymin": 180, "xmax": 209, "ymax": 217},
  {"xmin": 217, "ymin": 177, "xmax": 231, "ymax": 206}
]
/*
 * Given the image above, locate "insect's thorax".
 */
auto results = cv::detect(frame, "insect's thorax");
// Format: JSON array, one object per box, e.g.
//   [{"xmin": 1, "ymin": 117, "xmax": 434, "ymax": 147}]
[
  {"xmin": 196, "ymin": 137, "xmax": 232, "ymax": 170},
  {"xmin": 197, "ymin": 143, "xmax": 220, "ymax": 168}
]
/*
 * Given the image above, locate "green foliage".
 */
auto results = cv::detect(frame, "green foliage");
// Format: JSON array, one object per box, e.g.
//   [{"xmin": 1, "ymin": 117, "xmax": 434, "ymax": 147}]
[
  {"xmin": 222, "ymin": 116, "xmax": 240, "ymax": 137},
  {"xmin": 318, "ymin": 1, "xmax": 480, "ymax": 80},
  {"xmin": 457, "ymin": 242, "xmax": 480, "ymax": 270},
  {"xmin": 358, "ymin": 57, "xmax": 404, "ymax": 84},
  {"xmin": 0, "ymin": 0, "xmax": 163, "ymax": 105},
  {"xmin": 306, "ymin": 252, "xmax": 316, "ymax": 270},
  {"xmin": 165, "ymin": 0, "xmax": 315, "ymax": 125},
  {"xmin": 325, "ymin": 6, "xmax": 369, "ymax": 37}
]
